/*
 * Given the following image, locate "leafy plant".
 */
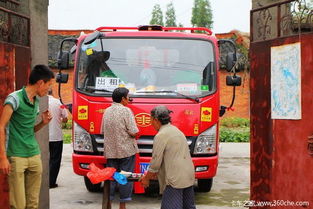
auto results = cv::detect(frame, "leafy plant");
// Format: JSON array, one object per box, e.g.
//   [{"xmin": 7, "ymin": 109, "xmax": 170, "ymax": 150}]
[
  {"xmin": 220, "ymin": 117, "xmax": 250, "ymax": 142},
  {"xmin": 62, "ymin": 119, "xmax": 72, "ymax": 129},
  {"xmin": 63, "ymin": 133, "xmax": 72, "ymax": 144},
  {"xmin": 220, "ymin": 127, "xmax": 250, "ymax": 142}
]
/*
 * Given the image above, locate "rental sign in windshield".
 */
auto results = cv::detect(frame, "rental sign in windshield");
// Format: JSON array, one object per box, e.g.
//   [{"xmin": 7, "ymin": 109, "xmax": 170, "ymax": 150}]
[{"xmin": 95, "ymin": 77, "xmax": 120, "ymax": 91}]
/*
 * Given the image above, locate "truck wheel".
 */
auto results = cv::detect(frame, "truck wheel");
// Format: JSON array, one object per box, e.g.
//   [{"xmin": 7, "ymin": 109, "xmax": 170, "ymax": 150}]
[
  {"xmin": 84, "ymin": 176, "xmax": 102, "ymax": 192},
  {"xmin": 198, "ymin": 178, "xmax": 213, "ymax": 192}
]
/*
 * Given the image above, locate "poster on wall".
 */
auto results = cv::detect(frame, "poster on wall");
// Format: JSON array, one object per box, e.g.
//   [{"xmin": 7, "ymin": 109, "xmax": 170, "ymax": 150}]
[{"xmin": 271, "ymin": 42, "xmax": 301, "ymax": 120}]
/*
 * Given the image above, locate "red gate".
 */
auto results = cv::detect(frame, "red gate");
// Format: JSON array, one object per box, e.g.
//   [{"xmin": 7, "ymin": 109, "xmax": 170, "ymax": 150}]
[
  {"xmin": 250, "ymin": 0, "xmax": 313, "ymax": 208},
  {"xmin": 0, "ymin": 4, "xmax": 31, "ymax": 208}
]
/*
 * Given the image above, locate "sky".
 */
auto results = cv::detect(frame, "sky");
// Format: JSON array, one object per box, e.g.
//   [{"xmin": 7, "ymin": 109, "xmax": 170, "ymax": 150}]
[{"xmin": 48, "ymin": 0, "xmax": 252, "ymax": 33}]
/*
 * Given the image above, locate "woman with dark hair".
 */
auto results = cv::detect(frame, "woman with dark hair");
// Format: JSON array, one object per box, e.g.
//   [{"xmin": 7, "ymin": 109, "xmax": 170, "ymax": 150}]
[{"xmin": 140, "ymin": 106, "xmax": 196, "ymax": 209}]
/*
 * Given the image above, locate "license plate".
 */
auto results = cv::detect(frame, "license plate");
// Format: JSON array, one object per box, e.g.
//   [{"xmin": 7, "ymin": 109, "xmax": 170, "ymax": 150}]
[{"xmin": 139, "ymin": 163, "xmax": 150, "ymax": 173}]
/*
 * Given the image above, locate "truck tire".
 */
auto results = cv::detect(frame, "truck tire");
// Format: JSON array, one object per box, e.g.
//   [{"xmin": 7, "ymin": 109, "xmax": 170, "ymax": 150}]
[
  {"xmin": 198, "ymin": 178, "xmax": 213, "ymax": 192},
  {"xmin": 84, "ymin": 176, "xmax": 102, "ymax": 192}
]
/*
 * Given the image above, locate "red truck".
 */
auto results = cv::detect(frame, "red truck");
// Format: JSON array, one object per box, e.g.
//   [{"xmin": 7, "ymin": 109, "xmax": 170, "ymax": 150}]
[{"xmin": 56, "ymin": 25, "xmax": 240, "ymax": 193}]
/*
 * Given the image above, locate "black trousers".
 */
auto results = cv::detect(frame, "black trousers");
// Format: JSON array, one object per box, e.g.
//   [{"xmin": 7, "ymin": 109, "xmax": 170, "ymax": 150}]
[
  {"xmin": 49, "ymin": 141, "xmax": 63, "ymax": 186},
  {"xmin": 161, "ymin": 186, "xmax": 196, "ymax": 209}
]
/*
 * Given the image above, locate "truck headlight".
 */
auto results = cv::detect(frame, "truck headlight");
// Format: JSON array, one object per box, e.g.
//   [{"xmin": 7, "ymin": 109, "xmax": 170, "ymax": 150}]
[
  {"xmin": 194, "ymin": 125, "xmax": 217, "ymax": 154},
  {"xmin": 73, "ymin": 122, "xmax": 93, "ymax": 152}
]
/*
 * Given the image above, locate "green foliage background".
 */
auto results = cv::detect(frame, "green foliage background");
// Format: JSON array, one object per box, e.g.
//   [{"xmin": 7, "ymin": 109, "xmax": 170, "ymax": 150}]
[
  {"xmin": 62, "ymin": 120, "xmax": 72, "ymax": 144},
  {"xmin": 220, "ymin": 117, "xmax": 250, "ymax": 142},
  {"xmin": 150, "ymin": 4, "xmax": 164, "ymax": 26},
  {"xmin": 165, "ymin": 2, "xmax": 177, "ymax": 27},
  {"xmin": 191, "ymin": 0, "xmax": 213, "ymax": 30}
]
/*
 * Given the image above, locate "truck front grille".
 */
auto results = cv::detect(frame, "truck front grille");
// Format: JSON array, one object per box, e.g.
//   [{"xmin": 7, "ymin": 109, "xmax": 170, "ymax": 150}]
[{"xmin": 93, "ymin": 135, "xmax": 193, "ymax": 157}]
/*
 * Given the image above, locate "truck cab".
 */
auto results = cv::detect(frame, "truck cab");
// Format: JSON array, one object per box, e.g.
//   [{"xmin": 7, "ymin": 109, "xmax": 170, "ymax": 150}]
[{"xmin": 57, "ymin": 25, "xmax": 238, "ymax": 193}]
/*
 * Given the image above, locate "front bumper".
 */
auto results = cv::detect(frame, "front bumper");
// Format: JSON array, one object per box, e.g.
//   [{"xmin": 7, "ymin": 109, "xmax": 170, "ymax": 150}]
[{"xmin": 72, "ymin": 153, "xmax": 218, "ymax": 179}]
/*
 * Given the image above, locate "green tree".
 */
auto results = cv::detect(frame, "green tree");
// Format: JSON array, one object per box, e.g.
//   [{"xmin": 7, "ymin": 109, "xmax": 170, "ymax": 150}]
[
  {"xmin": 191, "ymin": 0, "xmax": 201, "ymax": 27},
  {"xmin": 165, "ymin": 2, "xmax": 177, "ymax": 27},
  {"xmin": 150, "ymin": 4, "xmax": 164, "ymax": 26},
  {"xmin": 191, "ymin": 0, "xmax": 213, "ymax": 30}
]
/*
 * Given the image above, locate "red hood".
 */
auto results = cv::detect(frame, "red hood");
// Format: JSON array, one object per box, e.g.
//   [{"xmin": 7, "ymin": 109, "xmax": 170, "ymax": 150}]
[{"xmin": 73, "ymin": 93, "xmax": 219, "ymax": 136}]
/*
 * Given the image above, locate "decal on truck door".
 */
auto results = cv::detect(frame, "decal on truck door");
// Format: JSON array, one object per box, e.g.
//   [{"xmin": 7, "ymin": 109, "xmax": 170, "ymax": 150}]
[
  {"xmin": 201, "ymin": 107, "xmax": 212, "ymax": 122},
  {"xmin": 78, "ymin": 106, "xmax": 88, "ymax": 120}
]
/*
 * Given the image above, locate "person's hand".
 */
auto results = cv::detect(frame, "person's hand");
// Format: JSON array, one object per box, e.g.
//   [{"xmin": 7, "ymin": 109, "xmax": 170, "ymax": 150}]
[
  {"xmin": 41, "ymin": 110, "xmax": 52, "ymax": 125},
  {"xmin": 0, "ymin": 157, "xmax": 11, "ymax": 175},
  {"xmin": 150, "ymin": 172, "xmax": 158, "ymax": 180},
  {"xmin": 139, "ymin": 175, "xmax": 150, "ymax": 188}
]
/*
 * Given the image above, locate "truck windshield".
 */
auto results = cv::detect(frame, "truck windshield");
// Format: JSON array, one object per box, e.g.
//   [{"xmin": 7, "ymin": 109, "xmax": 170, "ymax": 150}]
[{"xmin": 76, "ymin": 37, "xmax": 216, "ymax": 97}]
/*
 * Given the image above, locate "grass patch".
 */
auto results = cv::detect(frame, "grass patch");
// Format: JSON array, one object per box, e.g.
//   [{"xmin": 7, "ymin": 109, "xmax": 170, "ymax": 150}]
[{"xmin": 220, "ymin": 117, "xmax": 249, "ymax": 128}]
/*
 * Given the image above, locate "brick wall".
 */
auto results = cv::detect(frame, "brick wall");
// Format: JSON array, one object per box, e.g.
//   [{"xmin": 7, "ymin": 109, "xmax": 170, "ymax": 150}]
[{"xmin": 220, "ymin": 71, "xmax": 250, "ymax": 118}]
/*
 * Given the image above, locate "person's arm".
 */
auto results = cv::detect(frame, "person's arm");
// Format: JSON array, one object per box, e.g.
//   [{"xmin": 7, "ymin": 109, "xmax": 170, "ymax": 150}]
[
  {"xmin": 128, "ymin": 131, "xmax": 138, "ymax": 138},
  {"xmin": 62, "ymin": 117, "xmax": 68, "ymax": 123},
  {"xmin": 125, "ymin": 108, "xmax": 139, "ymax": 137},
  {"xmin": 139, "ymin": 171, "xmax": 157, "ymax": 188},
  {"xmin": 139, "ymin": 134, "xmax": 166, "ymax": 187},
  {"xmin": 100, "ymin": 111, "xmax": 105, "ymax": 134},
  {"xmin": 61, "ymin": 107, "xmax": 68, "ymax": 123},
  {"xmin": 0, "ymin": 105, "xmax": 13, "ymax": 175},
  {"xmin": 34, "ymin": 110, "xmax": 52, "ymax": 132}
]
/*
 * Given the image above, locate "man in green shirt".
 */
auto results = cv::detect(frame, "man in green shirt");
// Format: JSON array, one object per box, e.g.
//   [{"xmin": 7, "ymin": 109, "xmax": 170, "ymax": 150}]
[{"xmin": 0, "ymin": 64, "xmax": 54, "ymax": 209}]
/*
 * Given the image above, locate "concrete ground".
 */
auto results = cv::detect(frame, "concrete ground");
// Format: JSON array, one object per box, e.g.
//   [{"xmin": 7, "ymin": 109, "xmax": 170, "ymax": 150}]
[{"xmin": 50, "ymin": 143, "xmax": 250, "ymax": 209}]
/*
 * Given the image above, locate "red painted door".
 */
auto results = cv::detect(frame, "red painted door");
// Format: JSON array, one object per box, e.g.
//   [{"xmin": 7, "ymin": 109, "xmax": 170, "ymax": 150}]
[
  {"xmin": 250, "ymin": 28, "xmax": 313, "ymax": 209},
  {"xmin": 0, "ymin": 43, "xmax": 31, "ymax": 209}
]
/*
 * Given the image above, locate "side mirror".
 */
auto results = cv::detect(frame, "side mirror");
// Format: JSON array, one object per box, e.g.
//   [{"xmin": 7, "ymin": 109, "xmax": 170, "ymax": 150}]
[
  {"xmin": 57, "ymin": 38, "xmax": 77, "ymax": 70},
  {"xmin": 226, "ymin": 52, "xmax": 237, "ymax": 72},
  {"xmin": 57, "ymin": 51, "xmax": 70, "ymax": 69},
  {"xmin": 226, "ymin": 75, "xmax": 241, "ymax": 86},
  {"xmin": 56, "ymin": 73, "xmax": 69, "ymax": 84}
]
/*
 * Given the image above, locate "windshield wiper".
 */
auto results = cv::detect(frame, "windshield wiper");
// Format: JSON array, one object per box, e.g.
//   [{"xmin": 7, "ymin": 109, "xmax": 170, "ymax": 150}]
[
  {"xmin": 137, "ymin": 90, "xmax": 200, "ymax": 103},
  {"xmin": 80, "ymin": 86, "xmax": 113, "ymax": 93}
]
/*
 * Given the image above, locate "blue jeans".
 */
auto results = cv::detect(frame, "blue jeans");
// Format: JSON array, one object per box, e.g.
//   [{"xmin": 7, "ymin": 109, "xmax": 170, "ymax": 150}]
[{"xmin": 107, "ymin": 155, "xmax": 135, "ymax": 202}]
